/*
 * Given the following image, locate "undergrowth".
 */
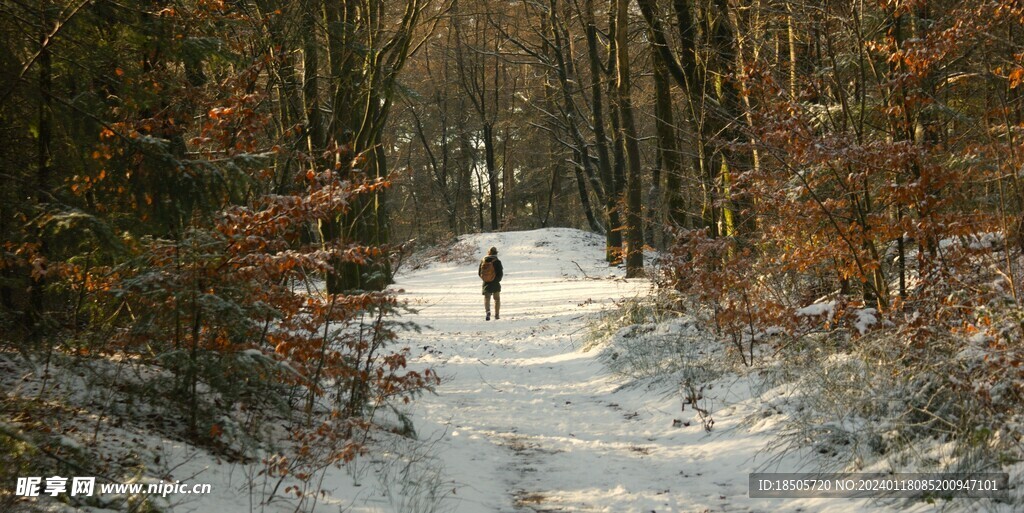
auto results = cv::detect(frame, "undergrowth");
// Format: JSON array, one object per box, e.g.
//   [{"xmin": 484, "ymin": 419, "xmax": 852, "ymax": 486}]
[
  {"xmin": 593, "ymin": 248, "xmax": 1024, "ymax": 502},
  {"xmin": 588, "ymin": 292, "xmax": 725, "ymax": 432},
  {"xmin": 403, "ymin": 234, "xmax": 477, "ymax": 271}
]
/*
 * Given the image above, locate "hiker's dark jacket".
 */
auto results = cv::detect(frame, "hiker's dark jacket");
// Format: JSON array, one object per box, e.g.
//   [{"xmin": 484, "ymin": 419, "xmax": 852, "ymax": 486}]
[{"xmin": 479, "ymin": 256, "xmax": 503, "ymax": 294}]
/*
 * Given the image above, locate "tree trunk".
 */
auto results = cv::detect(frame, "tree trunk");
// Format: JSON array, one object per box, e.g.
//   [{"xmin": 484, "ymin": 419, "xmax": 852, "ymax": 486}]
[
  {"xmin": 583, "ymin": 0, "xmax": 621, "ymax": 260},
  {"xmin": 484, "ymin": 122, "xmax": 499, "ymax": 230},
  {"xmin": 605, "ymin": 2, "xmax": 626, "ymax": 264},
  {"xmin": 544, "ymin": 0, "xmax": 606, "ymax": 234},
  {"xmin": 638, "ymin": 0, "xmax": 717, "ymax": 235},
  {"xmin": 652, "ymin": 47, "xmax": 686, "ymax": 230},
  {"xmin": 320, "ymin": 0, "xmax": 421, "ymax": 292},
  {"xmin": 30, "ymin": 0, "xmax": 54, "ymax": 340},
  {"xmin": 302, "ymin": 0, "xmax": 322, "ymax": 161},
  {"xmin": 614, "ymin": 0, "xmax": 644, "ymax": 277},
  {"xmin": 573, "ymin": 153, "xmax": 603, "ymax": 232},
  {"xmin": 708, "ymin": 0, "xmax": 752, "ymax": 237}
]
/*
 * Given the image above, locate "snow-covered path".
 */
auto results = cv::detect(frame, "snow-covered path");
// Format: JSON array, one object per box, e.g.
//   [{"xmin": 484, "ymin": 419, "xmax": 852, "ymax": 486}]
[
  {"xmin": 391, "ymin": 228, "xmax": 926, "ymax": 513},
  {"xmin": 162, "ymin": 228, "xmax": 938, "ymax": 513},
  {"xmin": 395, "ymin": 229, "xmax": 753, "ymax": 513},
  {"xmin": 399, "ymin": 229, "xmax": 668, "ymax": 512}
]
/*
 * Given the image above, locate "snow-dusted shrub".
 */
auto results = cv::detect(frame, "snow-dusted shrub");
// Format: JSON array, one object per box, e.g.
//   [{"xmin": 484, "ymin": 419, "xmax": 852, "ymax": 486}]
[
  {"xmin": 755, "ymin": 318, "xmax": 1024, "ymax": 479},
  {"xmin": 658, "ymin": 216, "xmax": 1024, "ymax": 480},
  {"xmin": 585, "ymin": 294, "xmax": 661, "ymax": 352},
  {"xmin": 598, "ymin": 317, "xmax": 721, "ymax": 384},
  {"xmin": 657, "ymin": 161, "xmax": 1024, "ymax": 475},
  {"xmin": 651, "ymin": 1, "xmax": 1024, "ymax": 477},
  {"xmin": 2, "ymin": 149, "xmax": 439, "ymax": 511},
  {"xmin": 403, "ymin": 233, "xmax": 477, "ymax": 271},
  {"xmin": 373, "ymin": 434, "xmax": 455, "ymax": 513},
  {"xmin": 597, "ymin": 316, "xmax": 725, "ymax": 432}
]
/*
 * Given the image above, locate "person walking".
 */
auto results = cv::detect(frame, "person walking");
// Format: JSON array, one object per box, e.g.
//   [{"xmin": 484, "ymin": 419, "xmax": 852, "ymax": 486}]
[{"xmin": 478, "ymin": 247, "xmax": 503, "ymax": 321}]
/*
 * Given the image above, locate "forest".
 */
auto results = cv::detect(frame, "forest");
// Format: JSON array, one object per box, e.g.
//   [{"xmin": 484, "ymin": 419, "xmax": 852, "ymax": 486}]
[{"xmin": 3, "ymin": 0, "xmax": 1024, "ymax": 512}]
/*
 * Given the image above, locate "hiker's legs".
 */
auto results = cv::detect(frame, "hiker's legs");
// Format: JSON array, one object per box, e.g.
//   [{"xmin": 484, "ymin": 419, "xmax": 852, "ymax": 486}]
[
  {"xmin": 493, "ymin": 292, "xmax": 500, "ymax": 318},
  {"xmin": 484, "ymin": 292, "xmax": 492, "ymax": 314}
]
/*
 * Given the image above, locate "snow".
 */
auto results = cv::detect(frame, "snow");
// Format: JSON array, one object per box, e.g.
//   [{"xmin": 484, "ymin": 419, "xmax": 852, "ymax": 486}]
[
  {"xmin": 852, "ymin": 308, "xmax": 878, "ymax": 335},
  {"xmin": 796, "ymin": 300, "xmax": 837, "ymax": 322},
  {"xmin": 10, "ymin": 228, "xmax": 1012, "ymax": 513},
  {"xmin": 939, "ymin": 232, "xmax": 1004, "ymax": 251},
  {"xmin": 338, "ymin": 228, "xmax": 937, "ymax": 513},
  {"xmin": 969, "ymin": 233, "xmax": 1003, "ymax": 250}
]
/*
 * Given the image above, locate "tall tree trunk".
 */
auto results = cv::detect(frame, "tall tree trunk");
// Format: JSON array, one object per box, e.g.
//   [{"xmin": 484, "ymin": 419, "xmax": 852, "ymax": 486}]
[
  {"xmin": 614, "ymin": 0, "xmax": 644, "ymax": 277},
  {"xmin": 573, "ymin": 150, "xmax": 603, "ymax": 232},
  {"xmin": 583, "ymin": 0, "xmax": 621, "ymax": 260},
  {"xmin": 787, "ymin": 2, "xmax": 798, "ymax": 100},
  {"xmin": 606, "ymin": 2, "xmax": 627, "ymax": 264},
  {"xmin": 459, "ymin": 123, "xmax": 476, "ymax": 233},
  {"xmin": 638, "ymin": 0, "xmax": 717, "ymax": 235},
  {"xmin": 30, "ymin": 0, "xmax": 54, "ymax": 339},
  {"xmin": 652, "ymin": 46, "xmax": 686, "ymax": 231},
  {"xmin": 302, "ymin": 0, "xmax": 322, "ymax": 163},
  {"xmin": 502, "ymin": 123, "xmax": 514, "ymax": 226},
  {"xmin": 708, "ymin": 0, "xmax": 752, "ymax": 237},
  {"xmin": 321, "ymin": 0, "xmax": 421, "ymax": 291},
  {"xmin": 540, "ymin": 27, "xmax": 566, "ymax": 228},
  {"xmin": 546, "ymin": 0, "xmax": 605, "ymax": 233},
  {"xmin": 484, "ymin": 122, "xmax": 499, "ymax": 230}
]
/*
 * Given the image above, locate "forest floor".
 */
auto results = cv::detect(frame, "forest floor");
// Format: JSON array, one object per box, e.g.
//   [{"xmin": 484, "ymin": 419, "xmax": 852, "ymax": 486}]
[
  {"xmin": 373, "ymin": 228, "xmax": 934, "ymax": 513},
  {"xmin": 6, "ymin": 228, "xmax": 994, "ymax": 513}
]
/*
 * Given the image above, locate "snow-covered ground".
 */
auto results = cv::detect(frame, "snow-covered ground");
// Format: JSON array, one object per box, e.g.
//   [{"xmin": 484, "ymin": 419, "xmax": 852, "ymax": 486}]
[
  {"xmin": 339, "ymin": 228, "xmax": 937, "ymax": 513},
  {"xmin": 12, "ymin": 228, "xmax": 1000, "ymax": 513}
]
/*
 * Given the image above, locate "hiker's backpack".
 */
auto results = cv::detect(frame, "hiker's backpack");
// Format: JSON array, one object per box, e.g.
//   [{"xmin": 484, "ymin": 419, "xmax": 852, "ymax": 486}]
[{"xmin": 480, "ymin": 258, "xmax": 497, "ymax": 283}]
